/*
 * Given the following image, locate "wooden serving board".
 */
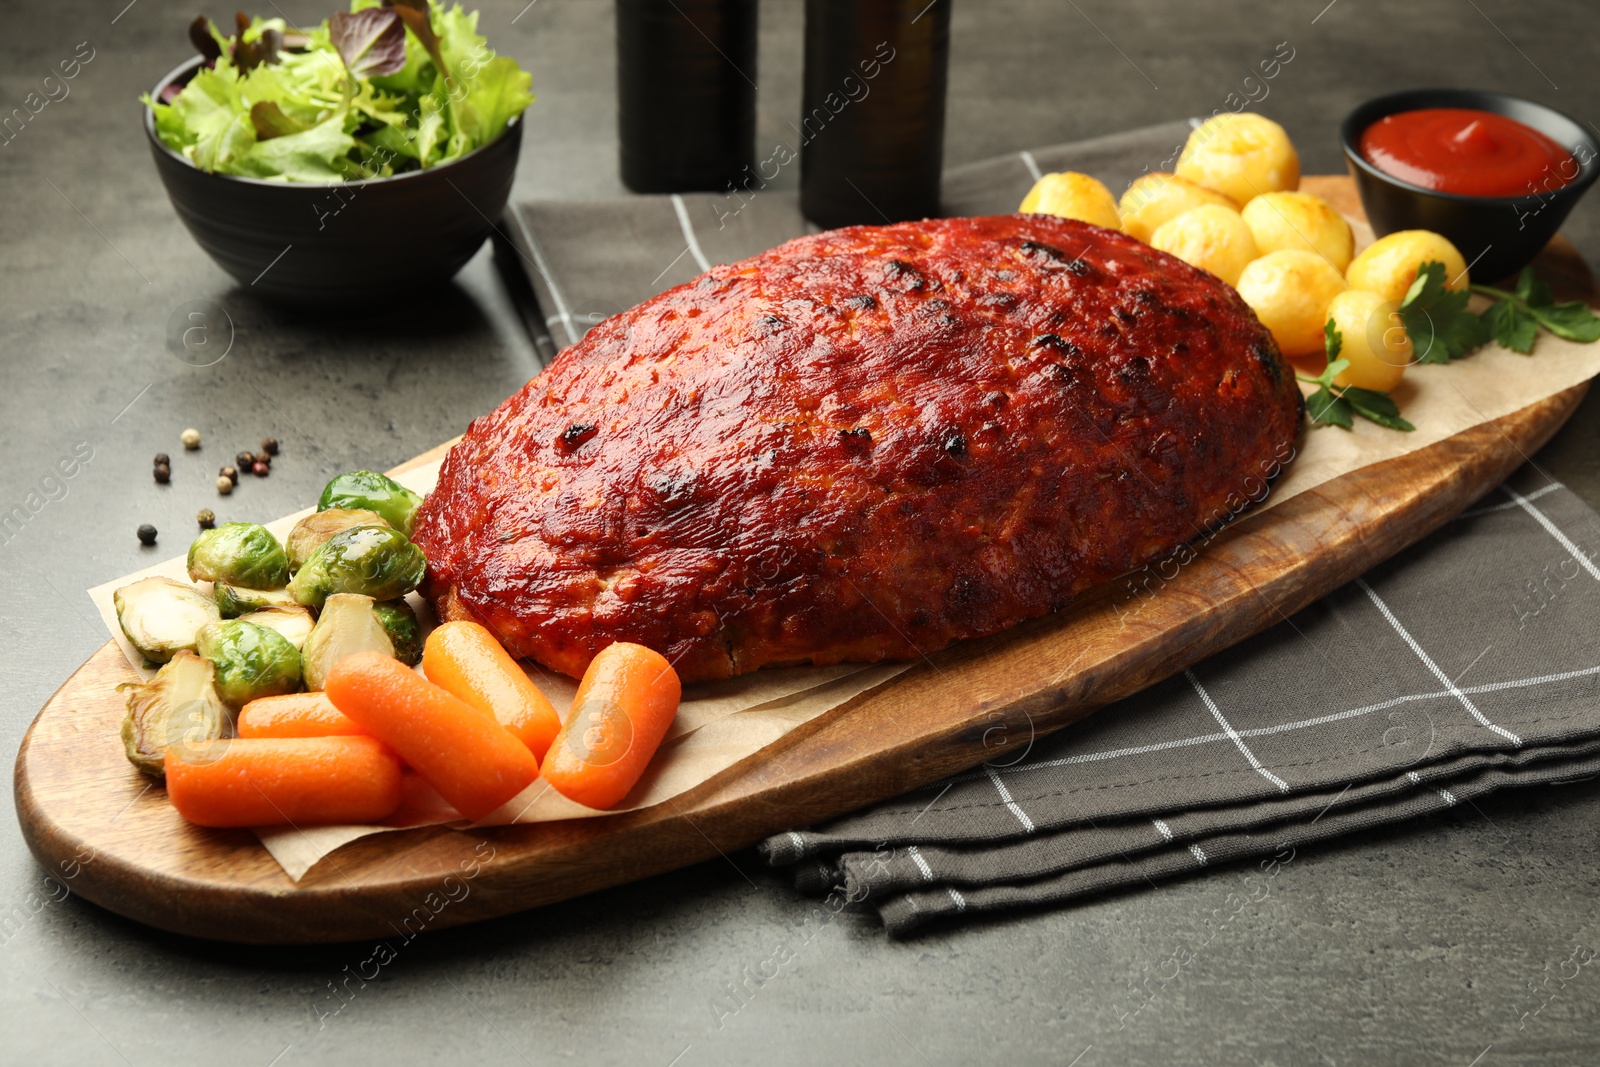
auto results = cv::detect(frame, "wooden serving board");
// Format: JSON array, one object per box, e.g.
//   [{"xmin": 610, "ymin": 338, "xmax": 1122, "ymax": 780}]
[{"xmin": 16, "ymin": 178, "xmax": 1597, "ymax": 943}]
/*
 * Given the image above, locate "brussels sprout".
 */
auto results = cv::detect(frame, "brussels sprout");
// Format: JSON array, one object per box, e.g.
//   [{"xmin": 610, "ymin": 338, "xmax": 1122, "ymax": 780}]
[
  {"xmin": 214, "ymin": 583, "xmax": 298, "ymax": 618},
  {"xmin": 114, "ymin": 576, "xmax": 220, "ymax": 664},
  {"xmin": 372, "ymin": 599, "xmax": 422, "ymax": 666},
  {"xmin": 317, "ymin": 471, "xmax": 424, "ymax": 536},
  {"xmin": 187, "ymin": 522, "xmax": 290, "ymax": 589},
  {"xmin": 301, "ymin": 593, "xmax": 394, "ymax": 690},
  {"xmin": 195, "ymin": 619, "xmax": 302, "ymax": 707},
  {"xmin": 118, "ymin": 650, "xmax": 229, "ymax": 777},
  {"xmin": 286, "ymin": 508, "xmax": 389, "ymax": 573},
  {"xmin": 237, "ymin": 605, "xmax": 316, "ymax": 650},
  {"xmin": 288, "ymin": 524, "xmax": 426, "ymax": 609}
]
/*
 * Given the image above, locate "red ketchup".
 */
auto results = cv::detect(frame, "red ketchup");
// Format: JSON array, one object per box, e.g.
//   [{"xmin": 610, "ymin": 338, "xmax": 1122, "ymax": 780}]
[{"xmin": 1360, "ymin": 107, "xmax": 1577, "ymax": 198}]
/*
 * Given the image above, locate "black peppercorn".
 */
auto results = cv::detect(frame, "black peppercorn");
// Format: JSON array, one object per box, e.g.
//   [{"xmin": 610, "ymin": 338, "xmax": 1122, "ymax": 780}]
[
  {"xmin": 260, "ymin": 436, "xmax": 280, "ymax": 456},
  {"xmin": 196, "ymin": 508, "xmax": 216, "ymax": 530},
  {"xmin": 153, "ymin": 452, "xmax": 170, "ymax": 467},
  {"xmin": 153, "ymin": 463, "xmax": 171, "ymax": 484},
  {"xmin": 137, "ymin": 524, "xmax": 157, "ymax": 546},
  {"xmin": 219, "ymin": 465, "xmax": 239, "ymax": 485},
  {"xmin": 236, "ymin": 451, "xmax": 254, "ymax": 471}
]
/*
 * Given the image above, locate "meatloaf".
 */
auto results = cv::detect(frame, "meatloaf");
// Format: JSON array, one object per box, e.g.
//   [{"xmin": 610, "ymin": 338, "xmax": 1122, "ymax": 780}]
[{"xmin": 412, "ymin": 214, "xmax": 1303, "ymax": 682}]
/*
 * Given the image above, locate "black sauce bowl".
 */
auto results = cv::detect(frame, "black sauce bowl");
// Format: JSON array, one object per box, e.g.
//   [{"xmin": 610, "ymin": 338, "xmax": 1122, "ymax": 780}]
[
  {"xmin": 1341, "ymin": 89, "xmax": 1599, "ymax": 283},
  {"xmin": 145, "ymin": 56, "xmax": 522, "ymax": 308}
]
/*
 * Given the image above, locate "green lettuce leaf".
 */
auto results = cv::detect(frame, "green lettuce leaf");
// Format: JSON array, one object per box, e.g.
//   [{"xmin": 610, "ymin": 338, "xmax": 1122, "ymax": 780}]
[
  {"xmin": 193, "ymin": 111, "xmax": 257, "ymax": 173},
  {"xmin": 464, "ymin": 55, "xmax": 533, "ymax": 145},
  {"xmin": 236, "ymin": 113, "xmax": 358, "ymax": 181}
]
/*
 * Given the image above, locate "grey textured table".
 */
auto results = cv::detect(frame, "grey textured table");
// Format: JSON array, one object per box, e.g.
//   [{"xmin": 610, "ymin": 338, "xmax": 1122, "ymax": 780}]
[{"xmin": 4, "ymin": 1, "xmax": 1600, "ymax": 1064}]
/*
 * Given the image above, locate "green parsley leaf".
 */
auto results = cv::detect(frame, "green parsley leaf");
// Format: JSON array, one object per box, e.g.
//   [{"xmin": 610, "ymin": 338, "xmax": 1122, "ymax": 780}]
[
  {"xmin": 1473, "ymin": 267, "xmax": 1600, "ymax": 351},
  {"xmin": 1297, "ymin": 340, "xmax": 1407, "ymax": 431},
  {"xmin": 1320, "ymin": 357, "xmax": 1350, "ymax": 388},
  {"xmin": 1481, "ymin": 299, "xmax": 1538, "ymax": 354},
  {"xmin": 1297, "ymin": 331, "xmax": 1347, "ymax": 391},
  {"xmin": 1400, "ymin": 261, "xmax": 1488, "ymax": 363},
  {"xmin": 1341, "ymin": 387, "xmax": 1415, "ymax": 431},
  {"xmin": 1305, "ymin": 386, "xmax": 1353, "ymax": 428},
  {"xmin": 1528, "ymin": 302, "xmax": 1600, "ymax": 344},
  {"xmin": 1308, "ymin": 387, "xmax": 1354, "ymax": 429},
  {"xmin": 1512, "ymin": 267, "xmax": 1553, "ymax": 308}
]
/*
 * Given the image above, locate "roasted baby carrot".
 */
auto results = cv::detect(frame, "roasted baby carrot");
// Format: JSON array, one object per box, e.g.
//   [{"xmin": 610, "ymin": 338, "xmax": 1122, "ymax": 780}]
[
  {"xmin": 324, "ymin": 651, "xmax": 541, "ymax": 821},
  {"xmin": 238, "ymin": 692, "xmax": 368, "ymax": 739},
  {"xmin": 540, "ymin": 642, "xmax": 682, "ymax": 810},
  {"xmin": 164, "ymin": 736, "xmax": 404, "ymax": 828},
  {"xmin": 422, "ymin": 621, "xmax": 562, "ymax": 759}
]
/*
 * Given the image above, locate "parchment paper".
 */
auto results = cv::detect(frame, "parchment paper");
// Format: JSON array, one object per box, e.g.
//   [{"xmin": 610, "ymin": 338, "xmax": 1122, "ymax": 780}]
[{"xmin": 86, "ymin": 217, "xmax": 1600, "ymax": 881}]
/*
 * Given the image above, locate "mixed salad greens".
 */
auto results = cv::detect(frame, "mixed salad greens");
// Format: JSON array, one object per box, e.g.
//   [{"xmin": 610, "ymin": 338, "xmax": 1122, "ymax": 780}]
[{"xmin": 144, "ymin": 1, "xmax": 533, "ymax": 181}]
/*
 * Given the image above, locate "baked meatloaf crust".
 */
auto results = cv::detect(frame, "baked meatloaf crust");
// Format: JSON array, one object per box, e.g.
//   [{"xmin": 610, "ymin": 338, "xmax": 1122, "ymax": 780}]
[{"xmin": 413, "ymin": 214, "xmax": 1303, "ymax": 682}]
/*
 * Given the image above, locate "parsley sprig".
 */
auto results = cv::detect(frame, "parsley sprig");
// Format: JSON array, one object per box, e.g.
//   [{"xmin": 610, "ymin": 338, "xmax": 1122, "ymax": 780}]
[
  {"xmin": 1398, "ymin": 260, "xmax": 1600, "ymax": 360},
  {"xmin": 1295, "ymin": 260, "xmax": 1599, "ymax": 434},
  {"xmin": 1473, "ymin": 268, "xmax": 1600, "ymax": 353},
  {"xmin": 1297, "ymin": 321, "xmax": 1415, "ymax": 431},
  {"xmin": 1399, "ymin": 261, "xmax": 1487, "ymax": 364}
]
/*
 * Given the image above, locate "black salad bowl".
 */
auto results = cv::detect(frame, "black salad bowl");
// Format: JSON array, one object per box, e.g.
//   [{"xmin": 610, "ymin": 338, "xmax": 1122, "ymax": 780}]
[
  {"xmin": 1341, "ymin": 88, "xmax": 1599, "ymax": 283},
  {"xmin": 145, "ymin": 56, "xmax": 522, "ymax": 308}
]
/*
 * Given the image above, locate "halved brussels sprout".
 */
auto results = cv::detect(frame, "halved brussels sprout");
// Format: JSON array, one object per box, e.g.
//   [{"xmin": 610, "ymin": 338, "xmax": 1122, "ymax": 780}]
[
  {"xmin": 118, "ymin": 650, "xmax": 230, "ymax": 777},
  {"xmin": 196, "ymin": 619, "xmax": 302, "ymax": 707},
  {"xmin": 114, "ymin": 576, "xmax": 220, "ymax": 664},
  {"xmin": 301, "ymin": 593, "xmax": 394, "ymax": 690},
  {"xmin": 187, "ymin": 522, "xmax": 290, "ymax": 590},
  {"xmin": 287, "ymin": 525, "xmax": 426, "ymax": 609},
  {"xmin": 214, "ymin": 583, "xmax": 298, "ymax": 618},
  {"xmin": 285, "ymin": 508, "xmax": 389, "ymax": 573},
  {"xmin": 373, "ymin": 599, "xmax": 422, "ymax": 666},
  {"xmin": 238, "ymin": 605, "xmax": 316, "ymax": 650},
  {"xmin": 317, "ymin": 471, "xmax": 424, "ymax": 536}
]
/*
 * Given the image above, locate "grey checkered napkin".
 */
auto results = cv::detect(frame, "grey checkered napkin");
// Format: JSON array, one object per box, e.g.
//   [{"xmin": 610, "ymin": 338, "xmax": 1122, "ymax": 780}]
[
  {"xmin": 499, "ymin": 122, "xmax": 1600, "ymax": 934},
  {"xmin": 759, "ymin": 467, "xmax": 1600, "ymax": 934}
]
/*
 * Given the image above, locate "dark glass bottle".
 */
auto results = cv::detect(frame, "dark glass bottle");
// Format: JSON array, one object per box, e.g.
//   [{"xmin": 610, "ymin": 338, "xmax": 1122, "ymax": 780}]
[
  {"xmin": 616, "ymin": 0, "xmax": 758, "ymax": 193},
  {"xmin": 799, "ymin": 0, "xmax": 951, "ymax": 228}
]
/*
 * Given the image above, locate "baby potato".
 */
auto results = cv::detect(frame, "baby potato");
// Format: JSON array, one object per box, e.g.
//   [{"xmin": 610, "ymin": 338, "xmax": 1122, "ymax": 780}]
[
  {"xmin": 1345, "ymin": 230, "xmax": 1470, "ymax": 303},
  {"xmin": 1118, "ymin": 172, "xmax": 1238, "ymax": 243},
  {"xmin": 1019, "ymin": 171, "xmax": 1121, "ymax": 230},
  {"xmin": 1327, "ymin": 289, "xmax": 1412, "ymax": 392},
  {"xmin": 1235, "ymin": 250, "xmax": 1348, "ymax": 358},
  {"xmin": 1176, "ymin": 113, "xmax": 1301, "ymax": 205},
  {"xmin": 1148, "ymin": 204, "xmax": 1259, "ymax": 287},
  {"xmin": 1241, "ymin": 191, "xmax": 1355, "ymax": 272}
]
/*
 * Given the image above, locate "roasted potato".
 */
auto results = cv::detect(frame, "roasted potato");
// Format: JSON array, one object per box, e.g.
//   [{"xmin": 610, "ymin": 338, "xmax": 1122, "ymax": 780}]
[
  {"xmin": 1241, "ymin": 191, "xmax": 1355, "ymax": 272},
  {"xmin": 1019, "ymin": 171, "xmax": 1122, "ymax": 230},
  {"xmin": 1328, "ymin": 289, "xmax": 1411, "ymax": 392},
  {"xmin": 1345, "ymin": 230, "xmax": 1470, "ymax": 303},
  {"xmin": 1176, "ymin": 113, "xmax": 1300, "ymax": 205},
  {"xmin": 1235, "ymin": 250, "xmax": 1348, "ymax": 358},
  {"xmin": 1118, "ymin": 172, "xmax": 1239, "ymax": 244},
  {"xmin": 1148, "ymin": 204, "xmax": 1259, "ymax": 287}
]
